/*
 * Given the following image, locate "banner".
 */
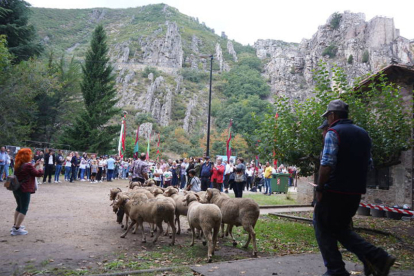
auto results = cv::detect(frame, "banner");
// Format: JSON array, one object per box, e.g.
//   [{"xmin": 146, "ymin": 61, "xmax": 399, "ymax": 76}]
[
  {"xmin": 121, "ymin": 116, "xmax": 126, "ymax": 157},
  {"xmin": 117, "ymin": 116, "xmax": 125, "ymax": 159},
  {"xmin": 226, "ymin": 119, "xmax": 233, "ymax": 163},
  {"xmin": 156, "ymin": 133, "xmax": 160, "ymax": 161},
  {"xmin": 133, "ymin": 126, "xmax": 140, "ymax": 159},
  {"xmin": 146, "ymin": 132, "xmax": 151, "ymax": 160}
]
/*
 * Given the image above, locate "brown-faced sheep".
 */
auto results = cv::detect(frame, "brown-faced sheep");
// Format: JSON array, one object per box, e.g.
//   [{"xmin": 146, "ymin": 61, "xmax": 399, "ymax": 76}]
[
  {"xmin": 204, "ymin": 188, "xmax": 260, "ymax": 256},
  {"xmin": 163, "ymin": 187, "xmax": 188, "ymax": 235},
  {"xmin": 184, "ymin": 192, "xmax": 222, "ymax": 263},
  {"xmin": 113, "ymin": 193, "xmax": 176, "ymax": 245}
]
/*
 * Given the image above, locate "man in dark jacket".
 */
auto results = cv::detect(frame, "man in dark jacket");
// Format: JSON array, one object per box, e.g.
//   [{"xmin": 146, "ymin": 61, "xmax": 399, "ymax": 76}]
[
  {"xmin": 314, "ymin": 100, "xmax": 395, "ymax": 276},
  {"xmin": 43, "ymin": 149, "xmax": 55, "ymax": 183},
  {"xmin": 200, "ymin": 156, "xmax": 213, "ymax": 191},
  {"xmin": 70, "ymin": 152, "xmax": 79, "ymax": 183}
]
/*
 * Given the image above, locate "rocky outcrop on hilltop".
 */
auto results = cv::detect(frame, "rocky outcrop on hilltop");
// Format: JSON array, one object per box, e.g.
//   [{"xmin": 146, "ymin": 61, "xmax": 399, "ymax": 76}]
[
  {"xmin": 254, "ymin": 11, "xmax": 414, "ymax": 101},
  {"xmin": 141, "ymin": 21, "xmax": 184, "ymax": 68}
]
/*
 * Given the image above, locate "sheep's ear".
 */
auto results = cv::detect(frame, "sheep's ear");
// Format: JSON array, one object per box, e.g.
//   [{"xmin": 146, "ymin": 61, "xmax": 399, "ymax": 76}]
[
  {"xmin": 183, "ymin": 191, "xmax": 188, "ymax": 195},
  {"xmin": 206, "ymin": 189, "xmax": 212, "ymax": 200}
]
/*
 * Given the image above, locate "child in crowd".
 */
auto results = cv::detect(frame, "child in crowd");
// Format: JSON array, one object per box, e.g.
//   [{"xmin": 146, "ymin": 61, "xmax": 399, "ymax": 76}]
[
  {"xmin": 90, "ymin": 161, "xmax": 98, "ymax": 183},
  {"xmin": 163, "ymin": 165, "xmax": 172, "ymax": 188}
]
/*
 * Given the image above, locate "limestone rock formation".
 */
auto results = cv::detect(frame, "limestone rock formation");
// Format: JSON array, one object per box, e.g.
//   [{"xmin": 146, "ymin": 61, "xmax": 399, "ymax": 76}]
[
  {"xmin": 139, "ymin": 122, "xmax": 153, "ymax": 139},
  {"xmin": 141, "ymin": 21, "xmax": 184, "ymax": 68},
  {"xmin": 254, "ymin": 11, "xmax": 414, "ymax": 101},
  {"xmin": 227, "ymin": 41, "xmax": 238, "ymax": 62}
]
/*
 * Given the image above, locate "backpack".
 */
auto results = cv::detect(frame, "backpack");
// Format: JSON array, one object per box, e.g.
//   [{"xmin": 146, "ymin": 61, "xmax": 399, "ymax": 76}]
[{"xmin": 4, "ymin": 164, "xmax": 27, "ymax": 192}]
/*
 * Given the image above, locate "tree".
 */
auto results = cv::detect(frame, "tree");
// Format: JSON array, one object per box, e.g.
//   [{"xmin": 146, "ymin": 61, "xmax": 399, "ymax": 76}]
[
  {"xmin": 330, "ymin": 12, "xmax": 342, "ymax": 30},
  {"xmin": 362, "ymin": 50, "xmax": 369, "ymax": 63},
  {"xmin": 0, "ymin": 34, "xmax": 11, "ymax": 70},
  {"xmin": 60, "ymin": 25, "xmax": 120, "ymax": 153},
  {"xmin": 0, "ymin": 58, "xmax": 57, "ymax": 145},
  {"xmin": 223, "ymin": 65, "xmax": 270, "ymax": 99},
  {"xmin": 30, "ymin": 53, "xmax": 82, "ymax": 143},
  {"xmin": 256, "ymin": 62, "xmax": 412, "ymax": 176},
  {"xmin": 347, "ymin": 54, "xmax": 353, "ymax": 64},
  {"xmin": 0, "ymin": 0, "xmax": 43, "ymax": 63}
]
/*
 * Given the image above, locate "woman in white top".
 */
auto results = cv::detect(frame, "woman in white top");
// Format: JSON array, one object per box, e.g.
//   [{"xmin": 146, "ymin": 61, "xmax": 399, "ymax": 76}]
[
  {"xmin": 64, "ymin": 153, "xmax": 73, "ymax": 181},
  {"xmin": 79, "ymin": 157, "xmax": 88, "ymax": 181},
  {"xmin": 153, "ymin": 163, "xmax": 163, "ymax": 187},
  {"xmin": 246, "ymin": 166, "xmax": 254, "ymax": 191}
]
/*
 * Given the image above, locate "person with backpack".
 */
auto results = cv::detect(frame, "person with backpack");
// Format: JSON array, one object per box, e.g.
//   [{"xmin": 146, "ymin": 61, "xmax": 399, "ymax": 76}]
[{"xmin": 10, "ymin": 148, "xmax": 44, "ymax": 236}]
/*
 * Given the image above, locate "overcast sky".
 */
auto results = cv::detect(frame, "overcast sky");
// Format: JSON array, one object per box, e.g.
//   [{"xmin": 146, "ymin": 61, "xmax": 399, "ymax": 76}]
[{"xmin": 28, "ymin": 0, "xmax": 414, "ymax": 45}]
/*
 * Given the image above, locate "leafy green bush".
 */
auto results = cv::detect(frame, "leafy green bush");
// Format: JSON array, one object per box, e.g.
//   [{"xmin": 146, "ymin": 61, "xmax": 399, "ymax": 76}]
[
  {"xmin": 322, "ymin": 45, "xmax": 338, "ymax": 58},
  {"xmin": 330, "ymin": 12, "xmax": 342, "ymax": 30},
  {"xmin": 180, "ymin": 68, "xmax": 208, "ymax": 83},
  {"xmin": 362, "ymin": 50, "xmax": 369, "ymax": 63},
  {"xmin": 348, "ymin": 54, "xmax": 353, "ymax": 64},
  {"xmin": 135, "ymin": 113, "xmax": 156, "ymax": 125},
  {"xmin": 141, "ymin": 66, "xmax": 160, "ymax": 79},
  {"xmin": 223, "ymin": 65, "xmax": 270, "ymax": 98}
]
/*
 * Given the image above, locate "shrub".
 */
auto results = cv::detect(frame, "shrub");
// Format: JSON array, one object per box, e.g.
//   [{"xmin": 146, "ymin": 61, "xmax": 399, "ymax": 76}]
[
  {"xmin": 362, "ymin": 50, "xmax": 369, "ymax": 63},
  {"xmin": 348, "ymin": 55, "xmax": 353, "ymax": 64},
  {"xmin": 322, "ymin": 45, "xmax": 338, "ymax": 58},
  {"xmin": 141, "ymin": 66, "xmax": 160, "ymax": 79},
  {"xmin": 181, "ymin": 68, "xmax": 208, "ymax": 83},
  {"xmin": 330, "ymin": 12, "xmax": 342, "ymax": 30}
]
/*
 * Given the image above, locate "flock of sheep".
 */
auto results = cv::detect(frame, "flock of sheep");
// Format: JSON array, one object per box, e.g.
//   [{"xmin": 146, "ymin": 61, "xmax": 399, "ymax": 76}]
[{"xmin": 109, "ymin": 180, "xmax": 260, "ymax": 262}]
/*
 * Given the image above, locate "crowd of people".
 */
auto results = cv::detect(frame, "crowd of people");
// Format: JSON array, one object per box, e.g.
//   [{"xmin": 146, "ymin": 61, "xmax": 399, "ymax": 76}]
[
  {"xmin": 129, "ymin": 155, "xmax": 297, "ymax": 198},
  {"xmin": 2, "ymin": 146, "xmax": 298, "ymax": 198}
]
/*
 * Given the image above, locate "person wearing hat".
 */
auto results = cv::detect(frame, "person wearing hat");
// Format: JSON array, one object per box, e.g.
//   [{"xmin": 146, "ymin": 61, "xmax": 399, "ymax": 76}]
[
  {"xmin": 199, "ymin": 156, "xmax": 213, "ymax": 191},
  {"xmin": 314, "ymin": 99, "xmax": 395, "ymax": 276}
]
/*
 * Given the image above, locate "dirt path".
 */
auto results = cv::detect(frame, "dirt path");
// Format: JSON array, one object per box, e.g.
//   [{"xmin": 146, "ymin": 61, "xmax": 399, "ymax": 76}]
[{"xmin": 0, "ymin": 180, "xmax": 254, "ymax": 275}]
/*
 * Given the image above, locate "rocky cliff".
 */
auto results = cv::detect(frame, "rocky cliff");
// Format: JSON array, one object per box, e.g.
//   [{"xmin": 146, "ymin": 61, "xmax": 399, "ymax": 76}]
[
  {"xmin": 31, "ymin": 7, "xmax": 414, "ymax": 135},
  {"xmin": 254, "ymin": 11, "xmax": 414, "ymax": 101}
]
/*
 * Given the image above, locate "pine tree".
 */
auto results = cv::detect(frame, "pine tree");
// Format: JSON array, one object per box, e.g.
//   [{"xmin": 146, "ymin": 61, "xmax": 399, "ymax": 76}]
[
  {"xmin": 61, "ymin": 25, "xmax": 120, "ymax": 153},
  {"xmin": 0, "ymin": 0, "xmax": 43, "ymax": 63}
]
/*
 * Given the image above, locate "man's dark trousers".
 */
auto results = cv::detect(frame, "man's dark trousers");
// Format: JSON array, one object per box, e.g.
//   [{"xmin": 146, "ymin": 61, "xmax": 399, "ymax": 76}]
[{"xmin": 313, "ymin": 191, "xmax": 388, "ymax": 275}]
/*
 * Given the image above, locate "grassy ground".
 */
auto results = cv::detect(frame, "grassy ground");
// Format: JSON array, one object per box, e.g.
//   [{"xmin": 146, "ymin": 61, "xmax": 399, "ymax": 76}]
[{"xmin": 228, "ymin": 192, "xmax": 297, "ymax": 206}]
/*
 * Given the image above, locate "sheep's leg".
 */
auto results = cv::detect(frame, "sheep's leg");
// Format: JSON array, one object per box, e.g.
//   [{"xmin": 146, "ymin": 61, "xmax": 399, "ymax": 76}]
[
  {"xmin": 227, "ymin": 224, "xmax": 237, "ymax": 246},
  {"xmin": 140, "ymin": 219, "xmax": 146, "ymax": 243},
  {"xmin": 190, "ymin": 226, "xmax": 195, "ymax": 246},
  {"xmin": 149, "ymin": 223, "xmax": 154, "ymax": 237},
  {"xmin": 153, "ymin": 221, "xmax": 163, "ymax": 243},
  {"xmin": 176, "ymin": 214, "xmax": 181, "ymax": 235},
  {"xmin": 220, "ymin": 222, "xmax": 225, "ymax": 238},
  {"xmin": 203, "ymin": 227, "xmax": 214, "ymax": 263},
  {"xmin": 245, "ymin": 225, "xmax": 258, "ymax": 257},
  {"xmin": 202, "ymin": 229, "xmax": 207, "ymax": 246},
  {"xmin": 120, "ymin": 220, "xmax": 136, "ymax": 238},
  {"xmin": 164, "ymin": 221, "xmax": 170, "ymax": 236},
  {"xmin": 225, "ymin": 224, "xmax": 230, "ymax": 237},
  {"xmin": 124, "ymin": 214, "xmax": 129, "ymax": 230},
  {"xmin": 169, "ymin": 217, "xmax": 176, "ymax": 246},
  {"xmin": 213, "ymin": 223, "xmax": 220, "ymax": 253}
]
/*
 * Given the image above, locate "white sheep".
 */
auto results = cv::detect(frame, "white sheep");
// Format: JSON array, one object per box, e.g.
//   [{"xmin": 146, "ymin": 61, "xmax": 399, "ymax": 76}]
[
  {"xmin": 184, "ymin": 192, "xmax": 222, "ymax": 263},
  {"xmin": 163, "ymin": 187, "xmax": 189, "ymax": 235}
]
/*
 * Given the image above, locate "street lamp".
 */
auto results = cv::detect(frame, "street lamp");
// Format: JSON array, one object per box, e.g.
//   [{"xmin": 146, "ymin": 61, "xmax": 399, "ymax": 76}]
[{"xmin": 200, "ymin": 55, "xmax": 214, "ymax": 157}]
